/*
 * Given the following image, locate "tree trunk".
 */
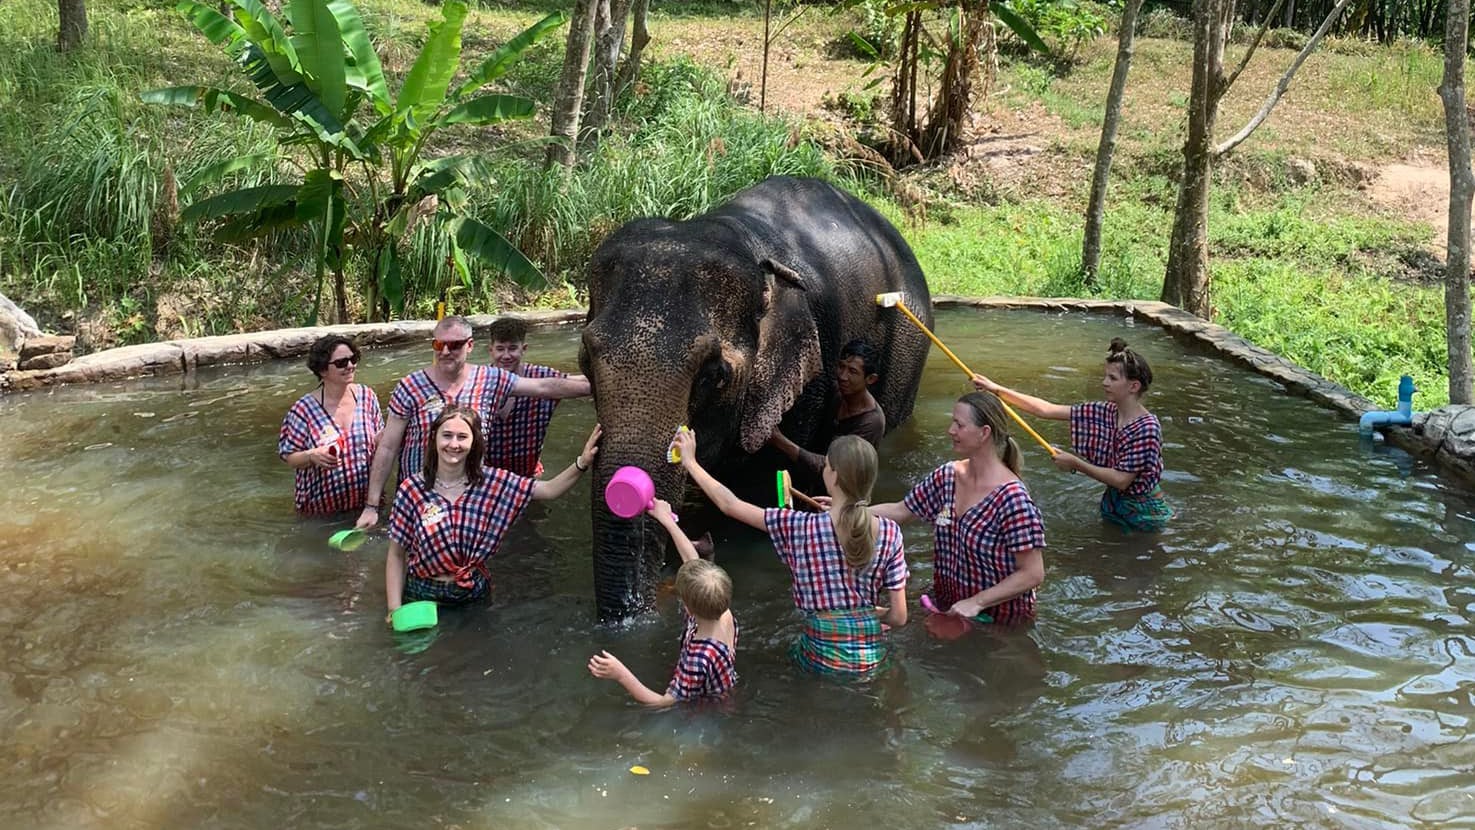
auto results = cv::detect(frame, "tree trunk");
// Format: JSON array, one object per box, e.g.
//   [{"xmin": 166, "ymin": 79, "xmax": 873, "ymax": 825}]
[
  {"xmin": 1282, "ymin": 0, "xmax": 1294, "ymax": 27},
  {"xmin": 1162, "ymin": 0, "xmax": 1229, "ymax": 318},
  {"xmin": 1083, "ymin": 0, "xmax": 1146, "ymax": 283},
  {"xmin": 582, "ymin": 0, "xmax": 633, "ymax": 144},
  {"xmin": 920, "ymin": 0, "xmax": 989, "ymax": 160},
  {"xmin": 613, "ymin": 0, "xmax": 650, "ymax": 100},
  {"xmin": 546, "ymin": 0, "xmax": 599, "ymax": 170},
  {"xmin": 888, "ymin": 11, "xmax": 922, "ymax": 167},
  {"xmin": 57, "ymin": 0, "xmax": 87, "ymax": 51},
  {"xmin": 1440, "ymin": 0, "xmax": 1474, "ymax": 404}
]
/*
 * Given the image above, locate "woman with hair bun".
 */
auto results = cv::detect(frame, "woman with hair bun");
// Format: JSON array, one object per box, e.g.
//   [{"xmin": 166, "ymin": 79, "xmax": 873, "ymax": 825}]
[
  {"xmin": 973, "ymin": 338, "xmax": 1173, "ymax": 532},
  {"xmin": 871, "ymin": 392, "xmax": 1046, "ymax": 625}
]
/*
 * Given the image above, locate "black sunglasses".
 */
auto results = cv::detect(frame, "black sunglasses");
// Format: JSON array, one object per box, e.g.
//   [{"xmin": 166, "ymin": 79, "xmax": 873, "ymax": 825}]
[{"xmin": 329, "ymin": 355, "xmax": 361, "ymax": 369}]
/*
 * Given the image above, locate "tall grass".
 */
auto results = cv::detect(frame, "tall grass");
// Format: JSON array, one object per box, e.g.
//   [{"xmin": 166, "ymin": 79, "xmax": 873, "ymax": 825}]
[
  {"xmin": 0, "ymin": 0, "xmax": 290, "ymax": 340},
  {"xmin": 466, "ymin": 58, "xmax": 836, "ymax": 290}
]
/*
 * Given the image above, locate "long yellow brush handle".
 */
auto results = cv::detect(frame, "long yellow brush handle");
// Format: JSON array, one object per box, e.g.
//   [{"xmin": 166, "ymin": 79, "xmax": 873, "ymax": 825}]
[{"xmin": 893, "ymin": 301, "xmax": 1059, "ymax": 456}]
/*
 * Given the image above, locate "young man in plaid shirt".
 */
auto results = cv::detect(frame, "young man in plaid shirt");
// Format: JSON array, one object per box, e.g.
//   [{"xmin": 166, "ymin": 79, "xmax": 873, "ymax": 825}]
[
  {"xmin": 483, "ymin": 317, "xmax": 589, "ymax": 477},
  {"xmin": 356, "ymin": 316, "xmax": 590, "ymax": 530},
  {"xmin": 873, "ymin": 392, "xmax": 1047, "ymax": 626},
  {"xmin": 589, "ymin": 499, "xmax": 738, "ymax": 704},
  {"xmin": 973, "ymin": 337, "xmax": 1173, "ymax": 532}
]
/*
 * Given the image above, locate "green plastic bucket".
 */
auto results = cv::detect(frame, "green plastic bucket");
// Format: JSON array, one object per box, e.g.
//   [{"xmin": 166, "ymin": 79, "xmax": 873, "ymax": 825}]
[
  {"xmin": 328, "ymin": 529, "xmax": 368, "ymax": 551},
  {"xmin": 391, "ymin": 601, "xmax": 438, "ymax": 632}
]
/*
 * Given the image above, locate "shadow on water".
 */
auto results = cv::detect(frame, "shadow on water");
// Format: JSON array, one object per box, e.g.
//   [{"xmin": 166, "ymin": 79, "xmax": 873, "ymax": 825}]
[{"xmin": 3, "ymin": 311, "xmax": 1474, "ymax": 827}]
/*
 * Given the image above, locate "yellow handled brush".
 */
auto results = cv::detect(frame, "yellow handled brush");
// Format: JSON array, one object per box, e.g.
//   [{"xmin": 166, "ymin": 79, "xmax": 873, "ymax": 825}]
[{"xmin": 876, "ymin": 291, "xmax": 1058, "ymax": 455}]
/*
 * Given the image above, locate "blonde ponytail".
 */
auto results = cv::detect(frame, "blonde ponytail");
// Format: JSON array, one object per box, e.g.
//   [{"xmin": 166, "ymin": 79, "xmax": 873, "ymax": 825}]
[{"xmin": 825, "ymin": 436, "xmax": 879, "ymax": 570}]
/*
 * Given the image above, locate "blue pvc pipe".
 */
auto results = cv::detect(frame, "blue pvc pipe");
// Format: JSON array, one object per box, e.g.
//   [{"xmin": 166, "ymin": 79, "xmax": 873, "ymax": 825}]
[{"xmin": 1358, "ymin": 375, "xmax": 1417, "ymax": 436}]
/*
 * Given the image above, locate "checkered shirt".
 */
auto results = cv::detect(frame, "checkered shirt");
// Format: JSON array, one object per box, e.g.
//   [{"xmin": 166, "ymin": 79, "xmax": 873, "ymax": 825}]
[
  {"xmin": 1069, "ymin": 401, "xmax": 1164, "ymax": 497},
  {"xmin": 903, "ymin": 464, "xmax": 1046, "ymax": 624},
  {"xmin": 388, "ymin": 365, "xmax": 517, "ymax": 481},
  {"xmin": 667, "ymin": 609, "xmax": 739, "ymax": 701},
  {"xmin": 387, "ymin": 468, "xmax": 535, "ymax": 586},
  {"xmin": 763, "ymin": 508, "xmax": 908, "ymax": 613},
  {"xmin": 278, "ymin": 385, "xmax": 383, "ymax": 515},
  {"xmin": 485, "ymin": 363, "xmax": 564, "ymax": 476}
]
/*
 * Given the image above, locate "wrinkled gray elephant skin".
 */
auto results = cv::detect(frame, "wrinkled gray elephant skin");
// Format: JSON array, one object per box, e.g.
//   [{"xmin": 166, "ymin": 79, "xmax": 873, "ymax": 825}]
[{"xmin": 579, "ymin": 176, "xmax": 934, "ymax": 622}]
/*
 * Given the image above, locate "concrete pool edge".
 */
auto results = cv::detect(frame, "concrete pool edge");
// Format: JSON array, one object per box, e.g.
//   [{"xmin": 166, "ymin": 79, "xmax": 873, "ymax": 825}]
[{"xmin": 4, "ymin": 298, "xmax": 1472, "ymax": 485}]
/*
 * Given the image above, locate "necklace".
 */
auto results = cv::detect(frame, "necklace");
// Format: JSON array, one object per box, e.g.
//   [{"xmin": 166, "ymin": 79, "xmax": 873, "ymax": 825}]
[{"xmin": 435, "ymin": 477, "xmax": 468, "ymax": 491}]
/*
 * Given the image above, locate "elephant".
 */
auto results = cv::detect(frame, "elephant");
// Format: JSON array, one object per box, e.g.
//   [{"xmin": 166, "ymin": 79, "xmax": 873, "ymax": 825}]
[{"xmin": 578, "ymin": 175, "xmax": 933, "ymax": 622}]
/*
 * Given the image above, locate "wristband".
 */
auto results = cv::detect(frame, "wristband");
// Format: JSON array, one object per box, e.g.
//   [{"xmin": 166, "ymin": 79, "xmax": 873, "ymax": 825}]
[
  {"xmin": 365, "ymin": 503, "xmax": 380, "ymax": 511},
  {"xmin": 574, "ymin": 457, "xmax": 588, "ymax": 472}
]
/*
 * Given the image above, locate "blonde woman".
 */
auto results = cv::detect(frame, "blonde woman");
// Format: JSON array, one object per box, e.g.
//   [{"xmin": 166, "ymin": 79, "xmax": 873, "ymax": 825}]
[{"xmin": 673, "ymin": 430, "xmax": 906, "ymax": 676}]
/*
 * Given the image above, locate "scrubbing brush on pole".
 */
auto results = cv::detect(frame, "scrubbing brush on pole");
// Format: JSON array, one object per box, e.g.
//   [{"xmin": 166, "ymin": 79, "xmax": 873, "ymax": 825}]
[{"xmin": 874, "ymin": 291, "xmax": 1058, "ymax": 456}]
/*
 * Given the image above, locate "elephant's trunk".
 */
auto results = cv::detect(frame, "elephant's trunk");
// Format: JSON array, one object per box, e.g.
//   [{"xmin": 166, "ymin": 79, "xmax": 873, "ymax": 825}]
[{"xmin": 587, "ymin": 392, "xmax": 693, "ymax": 622}]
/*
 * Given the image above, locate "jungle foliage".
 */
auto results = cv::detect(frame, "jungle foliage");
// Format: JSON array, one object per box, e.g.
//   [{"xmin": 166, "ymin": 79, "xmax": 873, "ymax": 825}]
[{"xmin": 143, "ymin": 0, "xmax": 567, "ymax": 323}]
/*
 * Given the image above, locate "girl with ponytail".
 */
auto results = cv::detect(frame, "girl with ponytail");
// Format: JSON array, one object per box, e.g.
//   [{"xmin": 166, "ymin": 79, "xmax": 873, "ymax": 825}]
[
  {"xmin": 670, "ymin": 430, "xmax": 907, "ymax": 676},
  {"xmin": 973, "ymin": 338, "xmax": 1174, "ymax": 532},
  {"xmin": 871, "ymin": 391, "xmax": 1047, "ymax": 625}
]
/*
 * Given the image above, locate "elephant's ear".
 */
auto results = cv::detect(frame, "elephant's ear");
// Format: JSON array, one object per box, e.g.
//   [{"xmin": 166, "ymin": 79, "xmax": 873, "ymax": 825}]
[{"xmin": 739, "ymin": 259, "xmax": 821, "ymax": 453}]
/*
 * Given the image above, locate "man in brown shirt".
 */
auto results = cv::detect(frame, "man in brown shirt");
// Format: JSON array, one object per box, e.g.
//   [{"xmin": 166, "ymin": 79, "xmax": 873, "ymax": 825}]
[{"xmin": 769, "ymin": 339, "xmax": 887, "ymax": 492}]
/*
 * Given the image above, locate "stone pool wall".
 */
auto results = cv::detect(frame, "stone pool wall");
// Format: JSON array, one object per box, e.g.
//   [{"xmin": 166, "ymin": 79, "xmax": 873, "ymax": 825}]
[{"xmin": 3, "ymin": 298, "xmax": 1471, "ymax": 486}]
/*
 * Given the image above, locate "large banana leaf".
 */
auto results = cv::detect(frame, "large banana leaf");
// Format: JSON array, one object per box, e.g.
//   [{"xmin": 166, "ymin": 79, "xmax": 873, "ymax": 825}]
[
  {"xmin": 395, "ymin": 1, "xmax": 467, "ymax": 133},
  {"xmin": 139, "ymin": 85, "xmax": 292, "ymax": 129},
  {"xmin": 240, "ymin": 42, "xmax": 360, "ymax": 154},
  {"xmin": 452, "ymin": 216, "xmax": 545, "ymax": 289},
  {"xmin": 183, "ymin": 152, "xmax": 277, "ymax": 195},
  {"xmin": 441, "ymin": 94, "xmax": 535, "ymax": 127},
  {"xmin": 230, "ymin": 0, "xmax": 303, "ymax": 86},
  {"xmin": 450, "ymin": 11, "xmax": 566, "ymax": 101},
  {"xmin": 376, "ymin": 245, "xmax": 405, "ymax": 315},
  {"xmin": 174, "ymin": 0, "xmax": 247, "ymax": 52},
  {"xmin": 327, "ymin": 0, "xmax": 390, "ymax": 116},
  {"xmin": 181, "ymin": 184, "xmax": 299, "ymax": 223},
  {"xmin": 993, "ymin": 2, "xmax": 1049, "ymax": 54},
  {"xmin": 289, "ymin": 0, "xmax": 347, "ymax": 120},
  {"xmin": 213, "ymin": 202, "xmax": 300, "ymax": 241},
  {"xmin": 297, "ymin": 170, "xmax": 347, "ymax": 269},
  {"xmin": 407, "ymin": 154, "xmax": 489, "ymax": 201}
]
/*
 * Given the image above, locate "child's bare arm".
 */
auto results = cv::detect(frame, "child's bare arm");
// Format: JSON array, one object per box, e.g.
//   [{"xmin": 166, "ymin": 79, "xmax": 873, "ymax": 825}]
[
  {"xmin": 647, "ymin": 499, "xmax": 698, "ymax": 562},
  {"xmin": 588, "ymin": 650, "xmax": 676, "ymax": 706}
]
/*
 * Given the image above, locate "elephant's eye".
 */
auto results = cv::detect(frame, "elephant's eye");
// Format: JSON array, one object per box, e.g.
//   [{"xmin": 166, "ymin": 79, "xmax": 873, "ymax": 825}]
[{"xmin": 695, "ymin": 357, "xmax": 730, "ymax": 390}]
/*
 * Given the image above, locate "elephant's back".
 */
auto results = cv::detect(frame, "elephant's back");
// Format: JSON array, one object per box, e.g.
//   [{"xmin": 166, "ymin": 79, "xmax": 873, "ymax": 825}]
[{"xmin": 717, "ymin": 178, "xmax": 933, "ymax": 432}]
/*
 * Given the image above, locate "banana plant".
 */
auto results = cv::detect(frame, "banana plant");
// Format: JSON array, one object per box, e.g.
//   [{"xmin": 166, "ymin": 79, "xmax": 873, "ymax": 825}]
[{"xmin": 142, "ymin": 0, "xmax": 566, "ymax": 322}]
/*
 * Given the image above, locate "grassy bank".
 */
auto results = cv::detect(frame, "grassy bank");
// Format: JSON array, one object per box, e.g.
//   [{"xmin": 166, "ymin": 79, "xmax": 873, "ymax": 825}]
[{"xmin": 0, "ymin": 0, "xmax": 1459, "ymax": 407}]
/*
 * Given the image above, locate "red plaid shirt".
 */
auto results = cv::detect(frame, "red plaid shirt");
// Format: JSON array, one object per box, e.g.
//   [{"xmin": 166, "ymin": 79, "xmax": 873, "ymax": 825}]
[
  {"xmin": 278, "ymin": 385, "xmax": 383, "ymax": 515},
  {"xmin": 1069, "ymin": 401, "xmax": 1164, "ymax": 497},
  {"xmin": 763, "ymin": 508, "xmax": 908, "ymax": 613},
  {"xmin": 388, "ymin": 365, "xmax": 517, "ymax": 481},
  {"xmin": 485, "ymin": 363, "xmax": 563, "ymax": 476},
  {"xmin": 903, "ymin": 464, "xmax": 1045, "ymax": 624},
  {"xmin": 387, "ymin": 469, "xmax": 535, "ymax": 586},
  {"xmin": 666, "ymin": 609, "xmax": 739, "ymax": 701}
]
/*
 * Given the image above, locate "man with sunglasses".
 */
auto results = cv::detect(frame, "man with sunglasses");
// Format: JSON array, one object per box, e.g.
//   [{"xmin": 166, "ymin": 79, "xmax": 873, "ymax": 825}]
[{"xmin": 355, "ymin": 316, "xmax": 590, "ymax": 530}]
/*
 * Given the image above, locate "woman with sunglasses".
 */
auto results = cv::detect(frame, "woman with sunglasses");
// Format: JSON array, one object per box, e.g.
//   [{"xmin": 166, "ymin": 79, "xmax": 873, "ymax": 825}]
[{"xmin": 279, "ymin": 335, "xmax": 384, "ymax": 515}]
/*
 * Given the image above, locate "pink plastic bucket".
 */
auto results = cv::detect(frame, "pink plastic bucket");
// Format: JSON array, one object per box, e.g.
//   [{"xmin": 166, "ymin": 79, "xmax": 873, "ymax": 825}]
[{"xmin": 604, "ymin": 465, "xmax": 655, "ymax": 519}]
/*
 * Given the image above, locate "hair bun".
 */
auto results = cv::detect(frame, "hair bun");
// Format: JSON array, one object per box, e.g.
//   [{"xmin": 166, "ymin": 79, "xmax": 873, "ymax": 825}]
[{"xmin": 1107, "ymin": 337, "xmax": 1129, "ymax": 355}]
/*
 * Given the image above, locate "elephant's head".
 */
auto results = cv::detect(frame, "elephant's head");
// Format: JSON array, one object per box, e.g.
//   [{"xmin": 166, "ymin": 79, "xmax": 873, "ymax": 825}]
[{"xmin": 578, "ymin": 220, "xmax": 824, "ymax": 621}]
